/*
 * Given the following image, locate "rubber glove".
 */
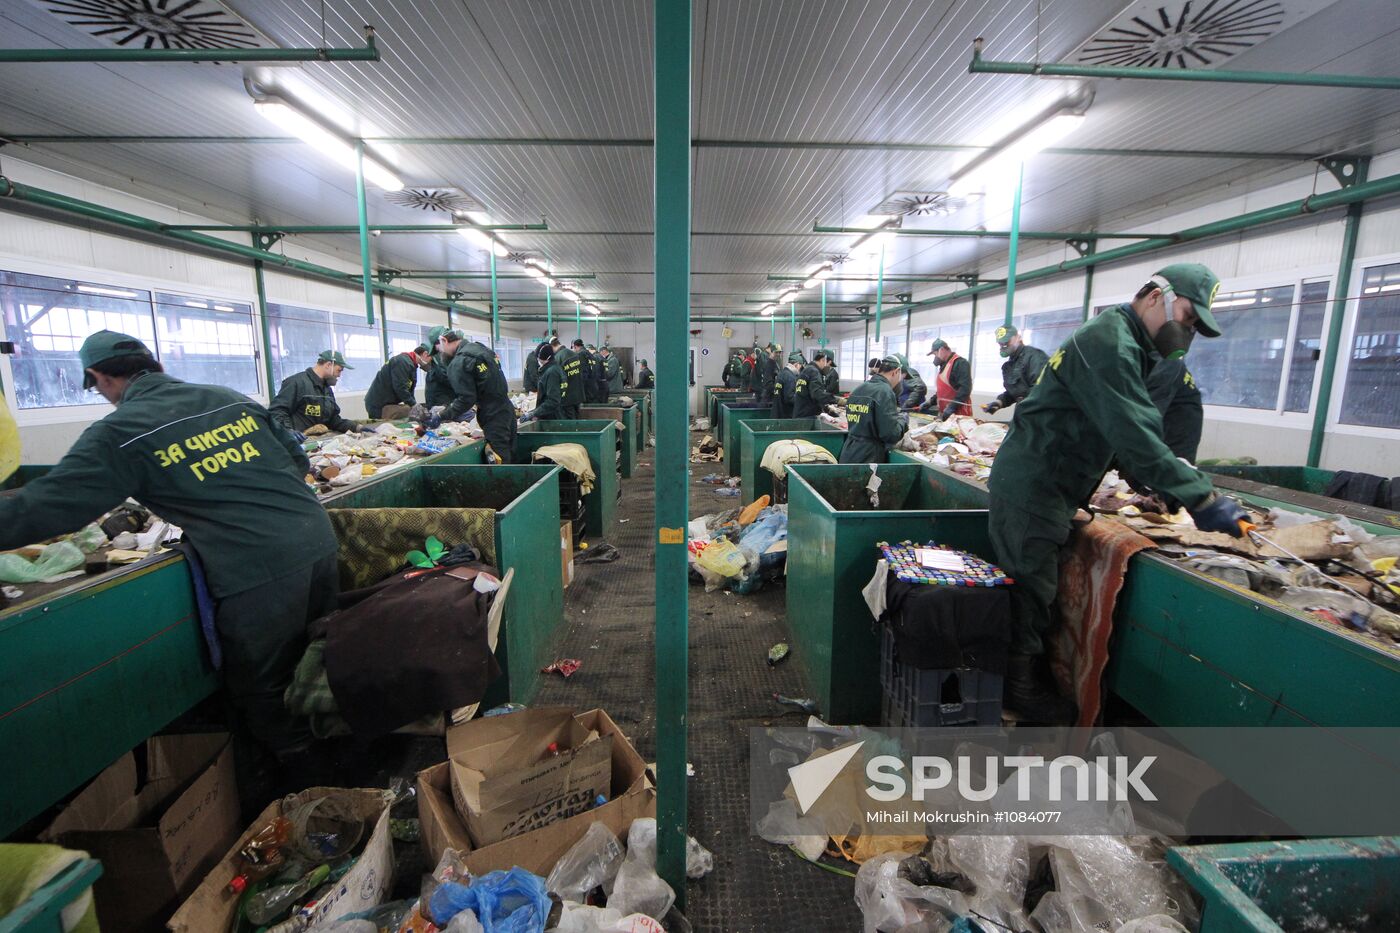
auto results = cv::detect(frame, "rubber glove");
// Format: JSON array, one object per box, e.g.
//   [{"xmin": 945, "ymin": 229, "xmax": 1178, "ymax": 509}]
[
  {"xmin": 982, "ymin": 400, "xmax": 1002, "ymax": 415},
  {"xmin": 423, "ymin": 413, "xmax": 442, "ymax": 430},
  {"xmin": 1190, "ymin": 493, "xmax": 1248, "ymax": 537},
  {"xmin": 939, "ymin": 405, "xmax": 956, "ymax": 419},
  {"xmin": 292, "ymin": 430, "xmax": 307, "ymax": 443}
]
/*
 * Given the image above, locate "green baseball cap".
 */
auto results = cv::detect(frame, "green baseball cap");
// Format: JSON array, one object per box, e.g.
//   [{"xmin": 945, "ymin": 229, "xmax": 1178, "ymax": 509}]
[
  {"xmin": 883, "ymin": 352, "xmax": 909, "ymax": 371},
  {"xmin": 812, "ymin": 348, "xmax": 831, "ymax": 361},
  {"xmin": 994, "ymin": 325, "xmax": 1018, "ymax": 345},
  {"xmin": 787, "ymin": 351, "xmax": 806, "ymax": 364},
  {"xmin": 927, "ymin": 338, "xmax": 949, "ymax": 355},
  {"xmin": 79, "ymin": 330, "xmax": 153, "ymax": 389},
  {"xmin": 766, "ymin": 342, "xmax": 782, "ymax": 352},
  {"xmin": 425, "ymin": 325, "xmax": 447, "ymax": 345},
  {"xmin": 317, "ymin": 350, "xmax": 353, "ymax": 369},
  {"xmin": 1154, "ymin": 263, "xmax": 1223, "ymax": 337}
]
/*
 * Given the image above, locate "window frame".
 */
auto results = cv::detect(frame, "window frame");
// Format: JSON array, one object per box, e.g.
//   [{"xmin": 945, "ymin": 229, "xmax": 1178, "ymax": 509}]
[{"xmin": 1327, "ymin": 249, "xmax": 1400, "ymax": 439}]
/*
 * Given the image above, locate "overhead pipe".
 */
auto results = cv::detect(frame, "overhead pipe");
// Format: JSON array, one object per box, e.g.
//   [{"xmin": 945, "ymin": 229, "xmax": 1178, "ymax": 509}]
[
  {"xmin": 0, "ymin": 176, "xmax": 492, "ymax": 321},
  {"xmin": 353, "ymin": 141, "xmax": 375, "ymax": 326},
  {"xmin": 970, "ymin": 39, "xmax": 1400, "ymax": 91},
  {"xmin": 1004, "ymin": 163, "xmax": 1024, "ymax": 326},
  {"xmin": 895, "ymin": 168, "xmax": 1400, "ymax": 317},
  {"xmin": 0, "ymin": 27, "xmax": 380, "ymax": 63},
  {"xmin": 812, "ymin": 224, "xmax": 1158, "ymax": 241},
  {"xmin": 384, "ymin": 271, "xmax": 594, "ymax": 280},
  {"xmin": 162, "ymin": 222, "xmax": 547, "ymax": 234}
]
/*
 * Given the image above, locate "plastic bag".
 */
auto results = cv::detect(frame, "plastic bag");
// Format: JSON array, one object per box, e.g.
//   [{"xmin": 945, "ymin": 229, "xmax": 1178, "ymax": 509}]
[
  {"xmin": 1117, "ymin": 916, "xmax": 1190, "ymax": 932},
  {"xmin": 854, "ymin": 853, "xmax": 970, "ymax": 933},
  {"xmin": 70, "ymin": 523, "xmax": 106, "ymax": 554},
  {"xmin": 686, "ymin": 835, "xmax": 714, "ymax": 879},
  {"xmin": 1025, "ymin": 836, "xmax": 1198, "ymax": 933},
  {"xmin": 556, "ymin": 903, "xmax": 665, "ymax": 933},
  {"xmin": 444, "ymin": 911, "xmax": 486, "ymax": 933},
  {"xmin": 605, "ymin": 819, "xmax": 676, "ymax": 921},
  {"xmin": 429, "ymin": 867, "xmax": 550, "ymax": 933},
  {"xmin": 755, "ymin": 799, "xmax": 825, "ymax": 862},
  {"xmin": 546, "ymin": 822, "xmax": 625, "ymax": 903},
  {"xmin": 694, "ymin": 538, "xmax": 746, "ymax": 578},
  {"xmin": 0, "ymin": 540, "xmax": 85, "ymax": 584}
]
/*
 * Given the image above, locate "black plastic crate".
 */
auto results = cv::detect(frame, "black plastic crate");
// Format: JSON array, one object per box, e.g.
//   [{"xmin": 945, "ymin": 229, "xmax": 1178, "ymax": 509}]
[
  {"xmin": 771, "ymin": 474, "xmax": 788, "ymax": 505},
  {"xmin": 879, "ymin": 626, "xmax": 1002, "ymax": 728}
]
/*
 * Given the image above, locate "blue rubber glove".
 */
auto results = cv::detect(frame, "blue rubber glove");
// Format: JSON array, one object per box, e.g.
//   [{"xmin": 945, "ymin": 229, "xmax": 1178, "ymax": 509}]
[
  {"xmin": 292, "ymin": 430, "xmax": 306, "ymax": 443},
  {"xmin": 424, "ymin": 413, "xmax": 442, "ymax": 430},
  {"xmin": 349, "ymin": 423, "xmax": 363, "ymax": 434},
  {"xmin": 1190, "ymin": 493, "xmax": 1248, "ymax": 537}
]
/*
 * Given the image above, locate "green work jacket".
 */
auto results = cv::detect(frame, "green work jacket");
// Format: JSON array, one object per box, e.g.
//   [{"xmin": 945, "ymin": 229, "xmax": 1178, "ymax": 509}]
[
  {"xmin": 793, "ymin": 363, "xmax": 833, "ymax": 417},
  {"xmin": 425, "ymin": 354, "xmax": 456, "ymax": 408},
  {"xmin": 559, "ymin": 348, "xmax": 587, "ymax": 406},
  {"xmin": 603, "ymin": 355, "xmax": 624, "ymax": 392},
  {"xmin": 822, "ymin": 366, "xmax": 841, "ymax": 397},
  {"xmin": 996, "ymin": 344, "xmax": 1051, "ymax": 409},
  {"xmin": 442, "ymin": 341, "xmax": 512, "ymax": 422},
  {"xmin": 839, "ymin": 376, "xmax": 905, "ymax": 464},
  {"xmin": 364, "ymin": 352, "xmax": 420, "ymax": 417},
  {"xmin": 772, "ymin": 367, "xmax": 799, "ymax": 418},
  {"xmin": 0, "ymin": 372, "xmax": 334, "ymax": 597},
  {"xmin": 534, "ymin": 360, "xmax": 567, "ymax": 420},
  {"xmin": 900, "ymin": 368, "xmax": 928, "ymax": 410},
  {"xmin": 1147, "ymin": 356, "xmax": 1204, "ymax": 463},
  {"xmin": 988, "ymin": 304, "xmax": 1216, "ymax": 525},
  {"xmin": 270, "ymin": 368, "xmax": 356, "ymax": 434}
]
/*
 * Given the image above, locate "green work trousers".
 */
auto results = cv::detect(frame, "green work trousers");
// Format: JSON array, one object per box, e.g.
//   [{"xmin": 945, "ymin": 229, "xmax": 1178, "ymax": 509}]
[
  {"xmin": 988, "ymin": 503, "xmax": 1071, "ymax": 657},
  {"xmin": 216, "ymin": 552, "xmax": 339, "ymax": 757},
  {"xmin": 479, "ymin": 400, "xmax": 519, "ymax": 464}
]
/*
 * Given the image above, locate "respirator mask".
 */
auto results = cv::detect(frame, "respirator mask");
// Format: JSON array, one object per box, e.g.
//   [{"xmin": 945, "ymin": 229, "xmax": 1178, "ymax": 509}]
[{"xmin": 1150, "ymin": 274, "xmax": 1194, "ymax": 360}]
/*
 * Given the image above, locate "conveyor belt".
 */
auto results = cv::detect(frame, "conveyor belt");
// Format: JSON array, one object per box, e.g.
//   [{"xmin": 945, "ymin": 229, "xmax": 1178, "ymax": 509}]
[{"xmin": 1207, "ymin": 471, "xmax": 1400, "ymax": 533}]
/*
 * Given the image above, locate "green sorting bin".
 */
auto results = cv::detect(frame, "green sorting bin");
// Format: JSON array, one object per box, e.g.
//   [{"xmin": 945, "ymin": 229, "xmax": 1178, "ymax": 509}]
[
  {"xmin": 718, "ymin": 402, "xmax": 771, "ymax": 474},
  {"xmin": 0, "ymin": 856, "xmax": 103, "ymax": 933},
  {"xmin": 1169, "ymin": 837, "xmax": 1400, "ymax": 932},
  {"xmin": 739, "ymin": 418, "xmax": 846, "ymax": 502},
  {"xmin": 516, "ymin": 420, "xmax": 619, "ymax": 538},
  {"xmin": 580, "ymin": 404, "xmax": 639, "ymax": 478},
  {"xmin": 611, "ymin": 394, "xmax": 648, "ymax": 452},
  {"xmin": 707, "ymin": 387, "xmax": 748, "ymax": 427},
  {"xmin": 325, "ymin": 464, "xmax": 563, "ymax": 705},
  {"xmin": 785, "ymin": 462, "xmax": 996, "ymax": 723},
  {"xmin": 1204, "ymin": 464, "xmax": 1400, "ymax": 533}
]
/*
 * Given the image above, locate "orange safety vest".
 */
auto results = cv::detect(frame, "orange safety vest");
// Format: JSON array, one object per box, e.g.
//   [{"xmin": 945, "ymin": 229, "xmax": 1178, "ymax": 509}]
[{"xmin": 934, "ymin": 352, "xmax": 971, "ymax": 416}]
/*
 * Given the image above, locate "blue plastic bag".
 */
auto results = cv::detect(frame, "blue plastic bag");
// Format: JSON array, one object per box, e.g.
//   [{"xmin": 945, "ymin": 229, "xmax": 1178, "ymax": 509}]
[{"xmin": 429, "ymin": 867, "xmax": 551, "ymax": 933}]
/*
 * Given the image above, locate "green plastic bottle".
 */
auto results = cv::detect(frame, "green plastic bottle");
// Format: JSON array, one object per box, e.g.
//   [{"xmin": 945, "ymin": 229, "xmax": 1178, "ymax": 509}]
[{"xmin": 242, "ymin": 864, "xmax": 331, "ymax": 926}]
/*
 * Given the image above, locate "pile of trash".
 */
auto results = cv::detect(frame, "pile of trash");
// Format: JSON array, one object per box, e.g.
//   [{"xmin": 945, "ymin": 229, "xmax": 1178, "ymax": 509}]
[
  {"xmin": 306, "ymin": 422, "xmax": 479, "ymax": 495},
  {"xmin": 690, "ymin": 435, "xmax": 722, "ymax": 463},
  {"xmin": 687, "ymin": 499, "xmax": 788, "ymax": 594},
  {"xmin": 894, "ymin": 415, "xmax": 1006, "ymax": 482},
  {"xmin": 0, "ymin": 501, "xmax": 180, "ymax": 591}
]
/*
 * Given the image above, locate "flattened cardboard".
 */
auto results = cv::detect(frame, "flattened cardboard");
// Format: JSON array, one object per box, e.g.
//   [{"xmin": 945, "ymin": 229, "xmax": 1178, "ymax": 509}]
[
  {"xmin": 421, "ymin": 709, "xmax": 654, "ymax": 876},
  {"xmin": 561, "ymin": 521, "xmax": 575, "ymax": 589},
  {"xmin": 448, "ymin": 707, "xmax": 613, "ymax": 846},
  {"xmin": 43, "ymin": 733, "xmax": 237, "ymax": 933}
]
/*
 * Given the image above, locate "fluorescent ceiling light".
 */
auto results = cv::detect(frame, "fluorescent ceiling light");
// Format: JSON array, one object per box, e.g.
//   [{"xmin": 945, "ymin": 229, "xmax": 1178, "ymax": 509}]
[
  {"xmin": 458, "ymin": 225, "xmax": 495, "ymax": 250},
  {"xmin": 585, "ymin": 303, "xmax": 600, "ymax": 315},
  {"xmin": 77, "ymin": 285, "xmax": 140, "ymax": 298},
  {"xmin": 542, "ymin": 276, "xmax": 557, "ymax": 288},
  {"xmin": 947, "ymin": 93, "xmax": 1090, "ymax": 197},
  {"xmin": 254, "ymin": 98, "xmax": 403, "ymax": 191},
  {"xmin": 492, "ymin": 240, "xmax": 510, "ymax": 258},
  {"xmin": 559, "ymin": 288, "xmax": 580, "ymax": 302},
  {"xmin": 523, "ymin": 266, "xmax": 545, "ymax": 279}
]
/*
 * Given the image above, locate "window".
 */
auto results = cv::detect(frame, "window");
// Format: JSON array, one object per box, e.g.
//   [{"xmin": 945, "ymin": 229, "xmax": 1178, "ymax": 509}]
[
  {"xmin": 268, "ymin": 303, "xmax": 331, "ymax": 391},
  {"xmin": 1190, "ymin": 285, "xmax": 1296, "ymax": 411},
  {"xmin": 973, "ymin": 315, "xmax": 1023, "ymax": 393},
  {"xmin": 498, "ymin": 337, "xmax": 523, "ymax": 380},
  {"xmin": 332, "ymin": 312, "xmax": 381, "ymax": 392},
  {"xmin": 387, "ymin": 321, "xmax": 424, "ymax": 356},
  {"xmin": 838, "ymin": 336, "xmax": 864, "ymax": 380},
  {"xmin": 1023, "ymin": 307, "xmax": 1082, "ymax": 356},
  {"xmin": 1284, "ymin": 280, "xmax": 1329, "ymax": 413},
  {"xmin": 1, "ymin": 271, "xmax": 157, "ymax": 410},
  {"xmin": 1341, "ymin": 262, "xmax": 1400, "ymax": 428},
  {"xmin": 155, "ymin": 293, "xmax": 258, "ymax": 396},
  {"xmin": 882, "ymin": 333, "xmax": 907, "ymax": 365}
]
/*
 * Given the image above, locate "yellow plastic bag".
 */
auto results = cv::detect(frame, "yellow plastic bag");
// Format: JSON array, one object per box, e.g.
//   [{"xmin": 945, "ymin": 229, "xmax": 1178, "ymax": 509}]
[
  {"xmin": 0, "ymin": 394, "xmax": 19, "ymax": 484},
  {"xmin": 695, "ymin": 538, "xmax": 746, "ymax": 578}
]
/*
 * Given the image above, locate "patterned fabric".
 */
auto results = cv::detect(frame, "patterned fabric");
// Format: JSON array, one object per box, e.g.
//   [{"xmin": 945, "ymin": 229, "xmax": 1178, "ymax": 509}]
[
  {"xmin": 327, "ymin": 507, "xmax": 497, "ymax": 590},
  {"xmin": 878, "ymin": 541, "xmax": 1013, "ymax": 587},
  {"xmin": 1049, "ymin": 519, "xmax": 1155, "ymax": 727}
]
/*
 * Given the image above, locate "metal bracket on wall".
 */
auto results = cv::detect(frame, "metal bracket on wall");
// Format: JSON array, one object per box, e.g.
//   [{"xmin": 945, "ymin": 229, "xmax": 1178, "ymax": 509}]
[
  {"xmin": 955, "ymin": 274, "xmax": 982, "ymax": 286},
  {"xmin": 1318, "ymin": 157, "xmax": 1368, "ymax": 189},
  {"xmin": 376, "ymin": 270, "xmax": 399, "ymax": 284},
  {"xmin": 1066, "ymin": 239, "xmax": 1094, "ymax": 258},
  {"xmin": 253, "ymin": 231, "xmax": 284, "ymax": 251},
  {"xmin": 446, "ymin": 289, "xmax": 467, "ymax": 302}
]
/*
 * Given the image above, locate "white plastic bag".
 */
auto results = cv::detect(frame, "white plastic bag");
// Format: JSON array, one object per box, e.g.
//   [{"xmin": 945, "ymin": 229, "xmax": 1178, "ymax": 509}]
[
  {"xmin": 443, "ymin": 910, "xmax": 485, "ymax": 933},
  {"xmin": 556, "ymin": 902, "xmax": 665, "ymax": 933},
  {"xmin": 853, "ymin": 853, "xmax": 969, "ymax": 933},
  {"xmin": 755, "ymin": 799, "xmax": 826, "ymax": 862},
  {"xmin": 547, "ymin": 822, "xmax": 626, "ymax": 903},
  {"xmin": 685, "ymin": 835, "xmax": 714, "ymax": 879},
  {"xmin": 606, "ymin": 819, "xmax": 676, "ymax": 921}
]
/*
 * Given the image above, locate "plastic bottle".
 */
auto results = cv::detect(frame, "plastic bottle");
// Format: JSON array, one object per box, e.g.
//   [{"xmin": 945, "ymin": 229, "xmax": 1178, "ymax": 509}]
[
  {"xmin": 282, "ymin": 794, "xmax": 365, "ymax": 863},
  {"xmin": 227, "ymin": 816, "xmax": 293, "ymax": 893},
  {"xmin": 242, "ymin": 864, "xmax": 331, "ymax": 925}
]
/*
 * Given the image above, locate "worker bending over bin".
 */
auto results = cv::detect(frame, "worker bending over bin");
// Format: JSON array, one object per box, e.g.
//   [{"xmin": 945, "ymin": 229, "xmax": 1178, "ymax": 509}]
[
  {"xmin": 0, "ymin": 331, "xmax": 338, "ymax": 768},
  {"xmin": 270, "ymin": 349, "xmax": 361, "ymax": 440},
  {"xmin": 923, "ymin": 338, "xmax": 972, "ymax": 418},
  {"xmin": 521, "ymin": 344, "xmax": 566, "ymax": 423},
  {"xmin": 983, "ymin": 325, "xmax": 1050, "ymax": 415},
  {"xmin": 363, "ymin": 343, "xmax": 431, "ymax": 420},
  {"xmin": 430, "ymin": 331, "xmax": 517, "ymax": 463},
  {"xmin": 793, "ymin": 349, "xmax": 835, "ymax": 417},
  {"xmin": 988, "ymin": 263, "xmax": 1248, "ymax": 725},
  {"xmin": 839, "ymin": 353, "xmax": 908, "ymax": 464},
  {"xmin": 423, "ymin": 326, "xmax": 458, "ymax": 409}
]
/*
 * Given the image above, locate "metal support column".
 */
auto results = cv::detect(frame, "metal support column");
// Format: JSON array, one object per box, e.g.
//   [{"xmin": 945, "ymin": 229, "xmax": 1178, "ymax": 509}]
[
  {"xmin": 820, "ymin": 281, "xmax": 828, "ymax": 346},
  {"xmin": 1004, "ymin": 163, "xmax": 1023, "ymax": 326},
  {"xmin": 1080, "ymin": 242, "xmax": 1097, "ymax": 321},
  {"xmin": 1307, "ymin": 205, "xmax": 1366, "ymax": 466},
  {"xmin": 969, "ymin": 292, "xmax": 980, "ymax": 382},
  {"xmin": 595, "ymin": 316, "xmax": 600, "ymax": 346},
  {"xmin": 873, "ymin": 242, "xmax": 886, "ymax": 341},
  {"xmin": 575, "ymin": 301, "xmax": 582, "ymax": 340},
  {"xmin": 653, "ymin": 0, "xmax": 692, "ymax": 900},
  {"xmin": 489, "ymin": 250, "xmax": 500, "ymax": 347},
  {"xmin": 789, "ymin": 301, "xmax": 796, "ymax": 350},
  {"xmin": 378, "ymin": 291, "xmax": 389, "ymax": 360},
  {"xmin": 354, "ymin": 141, "xmax": 375, "ymax": 326},
  {"xmin": 253, "ymin": 254, "xmax": 274, "ymax": 399},
  {"xmin": 546, "ymin": 286, "xmax": 553, "ymax": 339}
]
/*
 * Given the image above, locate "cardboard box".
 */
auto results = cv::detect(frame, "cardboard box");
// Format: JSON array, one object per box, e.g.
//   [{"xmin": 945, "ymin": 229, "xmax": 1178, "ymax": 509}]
[
  {"xmin": 167, "ymin": 788, "xmax": 392, "ymax": 933},
  {"xmin": 420, "ymin": 709, "xmax": 655, "ymax": 876},
  {"xmin": 448, "ymin": 707, "xmax": 614, "ymax": 847},
  {"xmin": 42, "ymin": 733, "xmax": 238, "ymax": 933},
  {"xmin": 561, "ymin": 520, "xmax": 575, "ymax": 588}
]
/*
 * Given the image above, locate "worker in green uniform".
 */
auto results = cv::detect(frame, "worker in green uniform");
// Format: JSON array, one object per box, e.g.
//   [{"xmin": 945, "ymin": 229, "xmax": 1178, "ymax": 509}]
[
  {"xmin": 601, "ymin": 346, "xmax": 624, "ymax": 393},
  {"xmin": 793, "ymin": 350, "xmax": 835, "ymax": 417},
  {"xmin": 269, "ymin": 350, "xmax": 360, "ymax": 440},
  {"xmin": 1120, "ymin": 356, "xmax": 1206, "ymax": 508},
  {"xmin": 773, "ymin": 351, "xmax": 802, "ymax": 417},
  {"xmin": 521, "ymin": 344, "xmax": 566, "ymax": 422},
  {"xmin": 746, "ymin": 345, "xmax": 763, "ymax": 399},
  {"xmin": 523, "ymin": 339, "xmax": 551, "ymax": 393},
  {"xmin": 432, "ymin": 333, "xmax": 518, "ymax": 463},
  {"xmin": 722, "ymin": 352, "xmax": 744, "ymax": 388},
  {"xmin": 898, "ymin": 365, "xmax": 928, "ymax": 411},
  {"xmin": 757, "ymin": 343, "xmax": 781, "ymax": 411},
  {"xmin": 839, "ymin": 353, "xmax": 908, "ymax": 464},
  {"xmin": 988, "ymin": 263, "xmax": 1248, "ymax": 724},
  {"xmin": 637, "ymin": 360, "xmax": 654, "ymax": 389},
  {"xmin": 423, "ymin": 326, "xmax": 459, "ymax": 409},
  {"xmin": 0, "ymin": 331, "xmax": 337, "ymax": 763},
  {"xmin": 363, "ymin": 343, "xmax": 432, "ymax": 420},
  {"xmin": 560, "ymin": 339, "xmax": 587, "ymax": 418},
  {"xmin": 983, "ymin": 325, "xmax": 1050, "ymax": 415},
  {"xmin": 582, "ymin": 344, "xmax": 604, "ymax": 402},
  {"xmin": 820, "ymin": 351, "xmax": 841, "ymax": 398}
]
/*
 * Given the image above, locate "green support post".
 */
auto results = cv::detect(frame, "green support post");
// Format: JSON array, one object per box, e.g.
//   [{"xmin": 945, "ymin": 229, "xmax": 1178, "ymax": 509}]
[
  {"xmin": 575, "ymin": 301, "xmax": 582, "ymax": 340},
  {"xmin": 874, "ymin": 241, "xmax": 885, "ymax": 341},
  {"xmin": 1081, "ymin": 241, "xmax": 1097, "ymax": 321},
  {"xmin": 594, "ymin": 316, "xmax": 600, "ymax": 346},
  {"xmin": 789, "ymin": 301, "xmax": 796, "ymax": 350},
  {"xmin": 820, "ymin": 280, "xmax": 828, "ymax": 346},
  {"xmin": 546, "ymin": 286, "xmax": 553, "ymax": 339},
  {"xmin": 489, "ymin": 249, "xmax": 500, "ymax": 347},
  {"xmin": 969, "ymin": 293, "xmax": 980, "ymax": 381},
  {"xmin": 1005, "ymin": 162, "xmax": 1023, "ymax": 326},
  {"xmin": 353, "ymin": 142, "xmax": 376, "ymax": 326},
  {"xmin": 1308, "ymin": 189, "xmax": 1367, "ymax": 465},
  {"xmin": 653, "ymin": 0, "xmax": 691, "ymax": 901},
  {"xmin": 378, "ymin": 291, "xmax": 389, "ymax": 360},
  {"xmin": 253, "ymin": 255, "xmax": 274, "ymax": 399}
]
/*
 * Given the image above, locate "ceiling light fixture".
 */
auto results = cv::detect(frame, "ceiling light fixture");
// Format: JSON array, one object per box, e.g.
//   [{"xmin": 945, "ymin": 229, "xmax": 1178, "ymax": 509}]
[
  {"xmin": 252, "ymin": 97, "xmax": 403, "ymax": 191},
  {"xmin": 946, "ymin": 86, "xmax": 1094, "ymax": 197},
  {"xmin": 585, "ymin": 303, "xmax": 601, "ymax": 315}
]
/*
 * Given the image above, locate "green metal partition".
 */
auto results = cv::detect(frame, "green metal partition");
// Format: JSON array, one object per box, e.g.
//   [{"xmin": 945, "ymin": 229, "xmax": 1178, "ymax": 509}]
[
  {"xmin": 739, "ymin": 418, "xmax": 847, "ymax": 502},
  {"xmin": 580, "ymin": 404, "xmax": 640, "ymax": 478},
  {"xmin": 707, "ymin": 387, "xmax": 748, "ymax": 427},
  {"xmin": 326, "ymin": 464, "xmax": 563, "ymax": 704},
  {"xmin": 613, "ymin": 393, "xmax": 649, "ymax": 450},
  {"xmin": 721, "ymin": 403, "xmax": 775, "ymax": 476},
  {"xmin": 785, "ymin": 463, "xmax": 995, "ymax": 723},
  {"xmin": 516, "ymin": 420, "xmax": 619, "ymax": 537}
]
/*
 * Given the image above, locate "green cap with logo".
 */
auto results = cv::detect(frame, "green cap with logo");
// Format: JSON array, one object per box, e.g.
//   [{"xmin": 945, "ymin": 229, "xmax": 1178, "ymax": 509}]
[
  {"xmin": 787, "ymin": 351, "xmax": 806, "ymax": 364},
  {"xmin": 79, "ymin": 329, "xmax": 153, "ymax": 389},
  {"xmin": 994, "ymin": 325, "xmax": 1018, "ymax": 345},
  {"xmin": 1153, "ymin": 263, "xmax": 1223, "ymax": 337},
  {"xmin": 317, "ymin": 350, "xmax": 353, "ymax": 369},
  {"xmin": 927, "ymin": 338, "xmax": 949, "ymax": 355}
]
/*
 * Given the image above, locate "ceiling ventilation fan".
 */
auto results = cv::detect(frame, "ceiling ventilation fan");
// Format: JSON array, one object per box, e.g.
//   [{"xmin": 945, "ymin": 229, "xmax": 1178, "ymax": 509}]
[
  {"xmin": 31, "ymin": 0, "xmax": 273, "ymax": 50},
  {"xmin": 869, "ymin": 190, "xmax": 968, "ymax": 217}
]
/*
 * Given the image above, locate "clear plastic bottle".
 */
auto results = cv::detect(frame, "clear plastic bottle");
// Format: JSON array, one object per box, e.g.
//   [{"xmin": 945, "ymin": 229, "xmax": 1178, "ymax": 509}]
[
  {"xmin": 242, "ymin": 863, "xmax": 331, "ymax": 926},
  {"xmin": 226, "ymin": 816, "xmax": 293, "ymax": 894}
]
